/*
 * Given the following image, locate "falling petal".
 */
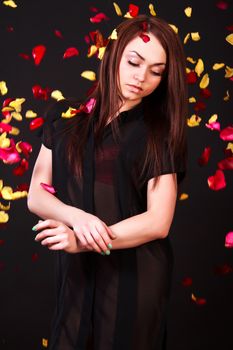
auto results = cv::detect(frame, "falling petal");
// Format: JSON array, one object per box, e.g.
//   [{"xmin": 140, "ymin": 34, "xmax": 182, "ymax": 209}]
[
  {"xmin": 225, "ymin": 65, "xmax": 233, "ymax": 78},
  {"xmin": 223, "ymin": 90, "xmax": 230, "ymax": 101},
  {"xmin": 214, "ymin": 264, "xmax": 233, "ymax": 275},
  {"xmin": 187, "ymin": 114, "xmax": 202, "ymax": 127},
  {"xmin": 42, "ymin": 338, "xmax": 48, "ymax": 348},
  {"xmin": 0, "ymin": 202, "xmax": 10, "ymax": 210},
  {"xmin": 220, "ymin": 126, "xmax": 233, "ymax": 141},
  {"xmin": 0, "ymin": 211, "xmax": 9, "ymax": 223},
  {"xmin": 0, "ymin": 140, "xmax": 20, "ymax": 164},
  {"xmin": 169, "ymin": 24, "xmax": 178, "ymax": 33},
  {"xmin": 11, "ymin": 112, "xmax": 22, "ymax": 121},
  {"xmin": 140, "ymin": 33, "xmax": 150, "ymax": 43},
  {"xmin": 179, "ymin": 193, "xmax": 189, "ymax": 200},
  {"xmin": 13, "ymin": 159, "xmax": 29, "ymax": 176},
  {"xmin": 9, "ymin": 98, "xmax": 25, "ymax": 112},
  {"xmin": 198, "ymin": 146, "xmax": 211, "ymax": 166},
  {"xmin": 19, "ymin": 53, "xmax": 31, "ymax": 60},
  {"xmin": 40, "ymin": 183, "xmax": 56, "ymax": 194},
  {"xmin": 29, "ymin": 117, "xmax": 44, "ymax": 130},
  {"xmin": 189, "ymin": 97, "xmax": 196, "ymax": 103},
  {"xmin": 110, "ymin": 28, "xmax": 118, "ymax": 40},
  {"xmin": 216, "ymin": 1, "xmax": 228, "ymax": 9},
  {"xmin": 9, "ymin": 127, "xmax": 20, "ymax": 135},
  {"xmin": 187, "ymin": 57, "xmax": 196, "ymax": 64},
  {"xmin": 32, "ymin": 253, "xmax": 39, "ymax": 262},
  {"xmin": 25, "ymin": 110, "xmax": 37, "ymax": 118},
  {"xmin": 184, "ymin": 7, "xmax": 192, "ymax": 17},
  {"xmin": 84, "ymin": 35, "xmax": 90, "ymax": 44},
  {"xmin": 1, "ymin": 187, "xmax": 27, "ymax": 200},
  {"xmin": 0, "ymin": 81, "xmax": 8, "ymax": 95},
  {"xmin": 226, "ymin": 33, "xmax": 233, "ymax": 45},
  {"xmin": 0, "ymin": 122, "xmax": 12, "ymax": 133},
  {"xmin": 218, "ymin": 157, "xmax": 233, "ymax": 170},
  {"xmin": 182, "ymin": 277, "xmax": 193, "ymax": 286},
  {"xmin": 208, "ymin": 114, "xmax": 218, "ymax": 123},
  {"xmin": 32, "ymin": 85, "xmax": 51, "ymax": 100},
  {"xmin": 200, "ymin": 88, "xmax": 211, "ymax": 98},
  {"xmin": 90, "ymin": 13, "xmax": 109, "ymax": 23},
  {"xmin": 61, "ymin": 107, "xmax": 78, "ymax": 118},
  {"xmin": 85, "ymin": 98, "xmax": 96, "ymax": 113},
  {"xmin": 87, "ymin": 45, "xmax": 98, "ymax": 58},
  {"xmin": 199, "ymin": 73, "xmax": 209, "ymax": 88},
  {"xmin": 6, "ymin": 26, "xmax": 14, "ymax": 32},
  {"xmin": 128, "ymin": 4, "xmax": 139, "ymax": 17},
  {"xmin": 184, "ymin": 33, "xmax": 190, "ymax": 44},
  {"xmin": 194, "ymin": 101, "xmax": 206, "ymax": 112},
  {"xmin": 191, "ymin": 32, "xmax": 201, "ymax": 41},
  {"xmin": 195, "ymin": 58, "xmax": 204, "ymax": 77},
  {"xmin": 187, "ymin": 71, "xmax": 197, "ymax": 84},
  {"xmin": 63, "ymin": 47, "xmax": 79, "ymax": 59},
  {"xmin": 3, "ymin": 0, "xmax": 17, "ymax": 8},
  {"xmin": 113, "ymin": 2, "xmax": 122, "ymax": 16},
  {"xmin": 32, "ymin": 45, "xmax": 46, "ymax": 66},
  {"xmin": 206, "ymin": 121, "xmax": 221, "ymax": 131},
  {"xmin": 98, "ymin": 47, "xmax": 106, "ymax": 60},
  {"xmin": 191, "ymin": 293, "xmax": 206, "ymax": 305},
  {"xmin": 81, "ymin": 70, "xmax": 96, "ymax": 81},
  {"xmin": 16, "ymin": 141, "xmax": 32, "ymax": 157},
  {"xmin": 51, "ymin": 90, "xmax": 65, "ymax": 101},
  {"xmin": 207, "ymin": 169, "xmax": 226, "ymax": 190},
  {"xmin": 0, "ymin": 133, "xmax": 10, "ymax": 148},
  {"xmin": 213, "ymin": 63, "xmax": 225, "ymax": 70},
  {"xmin": 225, "ymin": 231, "xmax": 233, "ymax": 248},
  {"xmin": 226, "ymin": 142, "xmax": 233, "ymax": 154},
  {"xmin": 149, "ymin": 3, "xmax": 156, "ymax": 16},
  {"xmin": 54, "ymin": 29, "xmax": 63, "ymax": 39},
  {"xmin": 90, "ymin": 6, "xmax": 99, "ymax": 12}
]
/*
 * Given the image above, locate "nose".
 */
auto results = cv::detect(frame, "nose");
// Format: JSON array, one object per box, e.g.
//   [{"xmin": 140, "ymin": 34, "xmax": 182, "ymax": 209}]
[{"xmin": 134, "ymin": 69, "xmax": 146, "ymax": 82}]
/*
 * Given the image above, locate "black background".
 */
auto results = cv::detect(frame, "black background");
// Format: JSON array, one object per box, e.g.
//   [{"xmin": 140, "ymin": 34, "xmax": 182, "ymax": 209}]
[{"xmin": 0, "ymin": 0, "xmax": 233, "ymax": 349}]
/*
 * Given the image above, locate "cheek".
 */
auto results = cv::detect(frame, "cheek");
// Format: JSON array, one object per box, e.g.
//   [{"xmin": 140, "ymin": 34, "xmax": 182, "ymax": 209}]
[{"xmin": 145, "ymin": 79, "xmax": 161, "ymax": 94}]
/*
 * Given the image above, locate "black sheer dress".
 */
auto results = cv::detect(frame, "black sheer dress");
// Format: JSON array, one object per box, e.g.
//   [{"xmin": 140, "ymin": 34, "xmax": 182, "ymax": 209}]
[{"xmin": 40, "ymin": 100, "xmax": 186, "ymax": 350}]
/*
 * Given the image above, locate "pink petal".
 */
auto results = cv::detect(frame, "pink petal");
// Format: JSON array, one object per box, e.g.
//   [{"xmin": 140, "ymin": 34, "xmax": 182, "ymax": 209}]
[
  {"xmin": 17, "ymin": 142, "xmax": 32, "ymax": 158},
  {"xmin": 207, "ymin": 169, "xmax": 226, "ymax": 190},
  {"xmin": 225, "ymin": 231, "xmax": 233, "ymax": 248},
  {"xmin": 85, "ymin": 98, "xmax": 96, "ymax": 113},
  {"xmin": 220, "ymin": 126, "xmax": 233, "ymax": 141},
  {"xmin": 216, "ymin": 1, "xmax": 228, "ymax": 10},
  {"xmin": 0, "ymin": 122, "xmax": 12, "ymax": 133},
  {"xmin": 40, "ymin": 182, "xmax": 56, "ymax": 194},
  {"xmin": 206, "ymin": 122, "xmax": 221, "ymax": 131},
  {"xmin": 19, "ymin": 53, "xmax": 31, "ymax": 60},
  {"xmin": 90, "ymin": 13, "xmax": 109, "ymax": 23},
  {"xmin": 63, "ymin": 47, "xmax": 79, "ymax": 59},
  {"xmin": 32, "ymin": 45, "xmax": 46, "ymax": 66}
]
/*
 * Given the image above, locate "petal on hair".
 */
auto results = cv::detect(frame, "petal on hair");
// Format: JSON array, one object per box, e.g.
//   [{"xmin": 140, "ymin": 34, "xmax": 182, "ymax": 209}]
[
  {"xmin": 183, "ymin": 33, "xmax": 190, "ymax": 44},
  {"xmin": 225, "ymin": 231, "xmax": 233, "ymax": 248},
  {"xmin": 199, "ymin": 73, "xmax": 209, "ymax": 89},
  {"xmin": 140, "ymin": 33, "xmax": 150, "ymax": 43},
  {"xmin": 184, "ymin": 7, "xmax": 192, "ymax": 17},
  {"xmin": 90, "ymin": 13, "xmax": 109, "ymax": 23},
  {"xmin": 0, "ymin": 211, "xmax": 9, "ymax": 223},
  {"xmin": 207, "ymin": 169, "xmax": 226, "ymax": 190},
  {"xmin": 110, "ymin": 28, "xmax": 118, "ymax": 40},
  {"xmin": 113, "ymin": 2, "xmax": 122, "ymax": 16},
  {"xmin": 32, "ymin": 45, "xmax": 46, "ymax": 65},
  {"xmin": 81, "ymin": 70, "xmax": 96, "ymax": 81},
  {"xmin": 191, "ymin": 32, "xmax": 201, "ymax": 41},
  {"xmin": 54, "ymin": 29, "xmax": 63, "ymax": 39},
  {"xmin": 218, "ymin": 157, "xmax": 233, "ymax": 170},
  {"xmin": 226, "ymin": 33, "xmax": 233, "ymax": 45},
  {"xmin": 213, "ymin": 63, "xmax": 225, "ymax": 70},
  {"xmin": 223, "ymin": 90, "xmax": 230, "ymax": 101},
  {"xmin": 98, "ymin": 47, "xmax": 106, "ymax": 60},
  {"xmin": 169, "ymin": 24, "xmax": 178, "ymax": 33},
  {"xmin": 128, "ymin": 4, "xmax": 139, "ymax": 17},
  {"xmin": 225, "ymin": 65, "xmax": 233, "ymax": 78},
  {"xmin": 148, "ymin": 3, "xmax": 156, "ymax": 16},
  {"xmin": 3, "ymin": 0, "xmax": 17, "ymax": 8},
  {"xmin": 0, "ymin": 81, "xmax": 8, "ymax": 95},
  {"xmin": 40, "ymin": 183, "xmax": 56, "ymax": 194},
  {"xmin": 187, "ymin": 114, "xmax": 202, "ymax": 127},
  {"xmin": 25, "ymin": 110, "xmax": 37, "ymax": 118},
  {"xmin": 179, "ymin": 193, "xmax": 189, "ymax": 200},
  {"xmin": 195, "ymin": 58, "xmax": 204, "ymax": 77},
  {"xmin": 51, "ymin": 90, "xmax": 65, "ymax": 101},
  {"xmin": 63, "ymin": 47, "xmax": 79, "ymax": 59},
  {"xmin": 198, "ymin": 146, "xmax": 211, "ymax": 166},
  {"xmin": 29, "ymin": 117, "xmax": 44, "ymax": 131},
  {"xmin": 85, "ymin": 98, "xmax": 96, "ymax": 113},
  {"xmin": 216, "ymin": 1, "xmax": 229, "ymax": 10},
  {"xmin": 220, "ymin": 126, "xmax": 233, "ymax": 141},
  {"xmin": 61, "ymin": 107, "xmax": 78, "ymax": 118},
  {"xmin": 191, "ymin": 293, "xmax": 206, "ymax": 305}
]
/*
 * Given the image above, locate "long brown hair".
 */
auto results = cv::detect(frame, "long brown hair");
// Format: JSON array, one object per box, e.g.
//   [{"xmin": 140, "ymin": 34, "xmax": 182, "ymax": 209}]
[{"xmin": 64, "ymin": 14, "xmax": 188, "ymax": 188}]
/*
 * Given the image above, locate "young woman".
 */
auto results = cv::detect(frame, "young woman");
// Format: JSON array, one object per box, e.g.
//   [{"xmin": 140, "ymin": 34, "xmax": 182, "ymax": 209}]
[{"xmin": 28, "ymin": 14, "xmax": 188, "ymax": 350}]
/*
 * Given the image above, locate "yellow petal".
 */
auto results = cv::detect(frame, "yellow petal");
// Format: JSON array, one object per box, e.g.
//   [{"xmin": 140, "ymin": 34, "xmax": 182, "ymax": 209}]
[
  {"xmin": 226, "ymin": 142, "xmax": 233, "ymax": 153},
  {"xmin": 3, "ymin": 0, "xmax": 17, "ymax": 8},
  {"xmin": 61, "ymin": 107, "xmax": 77, "ymax": 119},
  {"xmin": 0, "ymin": 211, "xmax": 9, "ymax": 223},
  {"xmin": 191, "ymin": 32, "xmax": 201, "ymax": 41},
  {"xmin": 51, "ymin": 90, "xmax": 65, "ymax": 101},
  {"xmin": 11, "ymin": 191, "xmax": 27, "ymax": 200},
  {"xmin": 212, "ymin": 63, "xmax": 225, "ymax": 70},
  {"xmin": 149, "ymin": 3, "xmax": 156, "ymax": 16},
  {"xmin": 0, "ymin": 132, "xmax": 10, "ymax": 148},
  {"xmin": 189, "ymin": 97, "xmax": 196, "ymax": 103},
  {"xmin": 9, "ymin": 126, "xmax": 20, "ymax": 135},
  {"xmin": 0, "ymin": 202, "xmax": 10, "ymax": 211},
  {"xmin": 179, "ymin": 193, "xmax": 189, "ymax": 200},
  {"xmin": 223, "ymin": 90, "xmax": 230, "ymax": 101},
  {"xmin": 9, "ymin": 98, "xmax": 25, "ymax": 112},
  {"xmin": 0, "ymin": 81, "xmax": 8, "ymax": 95},
  {"xmin": 186, "ymin": 67, "xmax": 191, "ymax": 73},
  {"xmin": 87, "ymin": 45, "xmax": 98, "ymax": 58},
  {"xmin": 0, "ymin": 180, "xmax": 3, "ymax": 191},
  {"xmin": 187, "ymin": 57, "xmax": 196, "ymax": 64},
  {"xmin": 184, "ymin": 33, "xmax": 190, "ymax": 44},
  {"xmin": 187, "ymin": 114, "xmax": 202, "ymax": 127},
  {"xmin": 113, "ymin": 2, "xmax": 122, "ymax": 16},
  {"xmin": 169, "ymin": 24, "xmax": 178, "ymax": 34},
  {"xmin": 225, "ymin": 66, "xmax": 233, "ymax": 78},
  {"xmin": 25, "ymin": 110, "xmax": 37, "ymax": 118},
  {"xmin": 11, "ymin": 111, "xmax": 22, "ymax": 121},
  {"xmin": 98, "ymin": 47, "xmax": 106, "ymax": 60},
  {"xmin": 109, "ymin": 28, "xmax": 118, "ymax": 40},
  {"xmin": 184, "ymin": 7, "xmax": 192, "ymax": 17},
  {"xmin": 124, "ymin": 11, "xmax": 133, "ymax": 18},
  {"xmin": 195, "ymin": 58, "xmax": 204, "ymax": 77},
  {"xmin": 2, "ymin": 106, "xmax": 14, "ymax": 112},
  {"xmin": 208, "ymin": 114, "xmax": 218, "ymax": 123},
  {"xmin": 81, "ymin": 70, "xmax": 96, "ymax": 81},
  {"xmin": 226, "ymin": 33, "xmax": 233, "ymax": 45},
  {"xmin": 199, "ymin": 73, "xmax": 209, "ymax": 89},
  {"xmin": 1, "ymin": 187, "xmax": 14, "ymax": 200}
]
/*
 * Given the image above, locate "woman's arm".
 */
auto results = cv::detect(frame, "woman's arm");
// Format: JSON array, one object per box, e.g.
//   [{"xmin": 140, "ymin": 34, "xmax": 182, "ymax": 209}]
[{"xmin": 108, "ymin": 173, "xmax": 178, "ymax": 250}]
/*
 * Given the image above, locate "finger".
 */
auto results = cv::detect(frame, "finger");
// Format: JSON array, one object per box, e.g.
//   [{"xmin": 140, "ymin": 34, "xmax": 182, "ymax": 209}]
[
  {"xmin": 81, "ymin": 226, "xmax": 103, "ymax": 253},
  {"xmin": 35, "ymin": 228, "xmax": 60, "ymax": 241},
  {"xmin": 48, "ymin": 242, "xmax": 67, "ymax": 251},
  {"xmin": 95, "ymin": 224, "xmax": 114, "ymax": 249},
  {"xmin": 32, "ymin": 219, "xmax": 61, "ymax": 232},
  {"xmin": 41, "ymin": 234, "xmax": 66, "ymax": 246},
  {"xmin": 90, "ymin": 226, "xmax": 111, "ymax": 252},
  {"xmin": 102, "ymin": 222, "xmax": 117, "ymax": 239},
  {"xmin": 73, "ymin": 228, "xmax": 91, "ymax": 249}
]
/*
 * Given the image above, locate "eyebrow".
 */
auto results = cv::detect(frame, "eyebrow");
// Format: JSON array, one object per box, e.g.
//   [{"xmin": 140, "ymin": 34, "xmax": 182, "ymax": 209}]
[{"xmin": 129, "ymin": 50, "xmax": 166, "ymax": 66}]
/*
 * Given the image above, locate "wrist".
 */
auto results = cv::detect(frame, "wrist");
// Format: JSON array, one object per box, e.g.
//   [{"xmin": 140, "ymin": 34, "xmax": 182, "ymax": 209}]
[{"xmin": 65, "ymin": 205, "xmax": 85, "ymax": 227}]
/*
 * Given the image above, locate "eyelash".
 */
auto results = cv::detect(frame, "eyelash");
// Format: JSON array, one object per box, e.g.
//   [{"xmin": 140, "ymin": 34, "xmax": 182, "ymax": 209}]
[{"xmin": 127, "ymin": 61, "xmax": 162, "ymax": 76}]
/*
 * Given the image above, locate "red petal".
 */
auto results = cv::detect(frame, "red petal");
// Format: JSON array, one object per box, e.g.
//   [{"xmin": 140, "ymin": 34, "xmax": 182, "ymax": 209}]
[
  {"xmin": 0, "ymin": 122, "xmax": 12, "ymax": 133},
  {"xmin": 18, "ymin": 141, "xmax": 32, "ymax": 158},
  {"xmin": 0, "ymin": 239, "xmax": 5, "ymax": 246},
  {"xmin": 13, "ymin": 158, "xmax": 29, "ymax": 176},
  {"xmin": 16, "ymin": 183, "xmax": 29, "ymax": 191},
  {"xmin": 218, "ymin": 157, "xmax": 233, "ymax": 170},
  {"xmin": 90, "ymin": 13, "xmax": 109, "ymax": 23},
  {"xmin": 90, "ymin": 6, "xmax": 99, "ymax": 12},
  {"xmin": 216, "ymin": 1, "xmax": 228, "ymax": 10},
  {"xmin": 3, "ymin": 98, "xmax": 14, "ymax": 107},
  {"xmin": 63, "ymin": 47, "xmax": 79, "ymax": 59},
  {"xmin": 84, "ymin": 35, "xmax": 90, "ymax": 44},
  {"xmin": 19, "ymin": 53, "xmax": 31, "ymax": 60},
  {"xmin": 54, "ymin": 29, "xmax": 63, "ymax": 39},
  {"xmin": 182, "ymin": 277, "xmax": 193, "ymax": 287},
  {"xmin": 140, "ymin": 33, "xmax": 150, "ymax": 43},
  {"xmin": 32, "ymin": 85, "xmax": 51, "ymax": 100},
  {"xmin": 207, "ymin": 169, "xmax": 226, "ymax": 190},
  {"xmin": 29, "ymin": 117, "xmax": 44, "ymax": 131},
  {"xmin": 195, "ymin": 297, "xmax": 207, "ymax": 305},
  {"xmin": 226, "ymin": 24, "xmax": 233, "ymax": 31},
  {"xmin": 141, "ymin": 21, "xmax": 148, "ymax": 31},
  {"xmin": 198, "ymin": 146, "xmax": 211, "ymax": 166},
  {"xmin": 7, "ymin": 26, "xmax": 14, "ymax": 32},
  {"xmin": 32, "ymin": 253, "xmax": 39, "ymax": 262},
  {"xmin": 214, "ymin": 263, "xmax": 233, "ymax": 275},
  {"xmin": 225, "ymin": 231, "xmax": 233, "ymax": 248},
  {"xmin": 194, "ymin": 101, "xmax": 206, "ymax": 112},
  {"xmin": 200, "ymin": 88, "xmax": 211, "ymax": 98},
  {"xmin": 40, "ymin": 182, "xmax": 56, "ymax": 194},
  {"xmin": 32, "ymin": 45, "xmax": 46, "ymax": 66},
  {"xmin": 187, "ymin": 71, "xmax": 197, "ymax": 84},
  {"xmin": 220, "ymin": 126, "xmax": 233, "ymax": 141},
  {"xmin": 129, "ymin": 4, "xmax": 139, "ymax": 17}
]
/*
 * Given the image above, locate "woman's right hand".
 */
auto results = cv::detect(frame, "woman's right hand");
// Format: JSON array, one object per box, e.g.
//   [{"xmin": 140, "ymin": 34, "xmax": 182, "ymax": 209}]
[{"xmin": 70, "ymin": 209, "xmax": 117, "ymax": 254}]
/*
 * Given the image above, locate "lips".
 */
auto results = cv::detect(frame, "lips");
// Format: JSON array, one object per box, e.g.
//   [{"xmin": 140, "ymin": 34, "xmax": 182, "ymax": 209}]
[{"xmin": 127, "ymin": 84, "xmax": 143, "ymax": 92}]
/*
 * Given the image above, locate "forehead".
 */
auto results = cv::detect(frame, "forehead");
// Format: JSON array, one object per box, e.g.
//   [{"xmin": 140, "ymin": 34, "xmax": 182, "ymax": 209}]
[{"xmin": 122, "ymin": 33, "xmax": 166, "ymax": 62}]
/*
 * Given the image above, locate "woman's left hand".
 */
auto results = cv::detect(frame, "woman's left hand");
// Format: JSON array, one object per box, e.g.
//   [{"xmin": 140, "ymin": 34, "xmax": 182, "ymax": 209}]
[{"xmin": 34, "ymin": 219, "xmax": 83, "ymax": 254}]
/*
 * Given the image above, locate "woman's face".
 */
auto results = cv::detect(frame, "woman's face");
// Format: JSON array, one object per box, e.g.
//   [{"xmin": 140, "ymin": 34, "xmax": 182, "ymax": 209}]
[{"xmin": 118, "ymin": 32, "xmax": 166, "ymax": 111}]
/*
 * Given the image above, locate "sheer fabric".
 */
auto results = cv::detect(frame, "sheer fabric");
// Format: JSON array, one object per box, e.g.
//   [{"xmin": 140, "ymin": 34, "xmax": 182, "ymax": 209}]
[{"xmin": 41, "ymin": 100, "xmax": 186, "ymax": 350}]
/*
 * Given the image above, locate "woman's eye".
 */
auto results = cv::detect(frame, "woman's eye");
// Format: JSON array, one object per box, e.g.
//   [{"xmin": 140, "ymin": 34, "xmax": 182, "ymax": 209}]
[
  {"xmin": 128, "ymin": 61, "xmax": 139, "ymax": 67},
  {"xmin": 151, "ymin": 71, "xmax": 162, "ymax": 76}
]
